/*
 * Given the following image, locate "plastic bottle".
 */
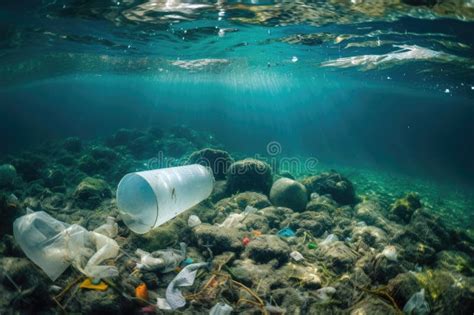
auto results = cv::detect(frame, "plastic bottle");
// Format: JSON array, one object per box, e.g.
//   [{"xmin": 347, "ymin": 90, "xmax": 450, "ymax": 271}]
[{"xmin": 116, "ymin": 165, "xmax": 214, "ymax": 234}]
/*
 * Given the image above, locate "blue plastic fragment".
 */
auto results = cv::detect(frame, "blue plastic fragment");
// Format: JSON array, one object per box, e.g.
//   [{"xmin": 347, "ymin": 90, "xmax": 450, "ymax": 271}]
[
  {"xmin": 277, "ymin": 227, "xmax": 295, "ymax": 237},
  {"xmin": 181, "ymin": 258, "xmax": 194, "ymax": 266}
]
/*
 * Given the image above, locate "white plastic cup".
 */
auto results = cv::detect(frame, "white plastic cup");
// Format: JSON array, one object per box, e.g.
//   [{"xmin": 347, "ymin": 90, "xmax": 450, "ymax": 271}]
[{"xmin": 116, "ymin": 164, "xmax": 214, "ymax": 234}]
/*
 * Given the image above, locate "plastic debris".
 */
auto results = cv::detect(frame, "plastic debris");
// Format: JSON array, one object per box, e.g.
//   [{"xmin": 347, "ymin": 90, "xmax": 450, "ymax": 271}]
[
  {"xmin": 315, "ymin": 287, "xmax": 336, "ymax": 301},
  {"xmin": 218, "ymin": 213, "xmax": 245, "ymax": 228},
  {"xmin": 242, "ymin": 237, "xmax": 251, "ymax": 246},
  {"xmin": 310, "ymin": 192, "xmax": 320, "ymax": 199},
  {"xmin": 13, "ymin": 211, "xmax": 119, "ymax": 281},
  {"xmin": 382, "ymin": 245, "xmax": 398, "ymax": 262},
  {"xmin": 188, "ymin": 215, "xmax": 202, "ymax": 228},
  {"xmin": 209, "ymin": 302, "xmax": 233, "ymax": 315},
  {"xmin": 252, "ymin": 230, "xmax": 262, "ymax": 237},
  {"xmin": 157, "ymin": 298, "xmax": 172, "ymax": 310},
  {"xmin": 136, "ymin": 242, "xmax": 186, "ymax": 272},
  {"xmin": 80, "ymin": 278, "xmax": 108, "ymax": 291},
  {"xmin": 135, "ymin": 283, "xmax": 149, "ymax": 301},
  {"xmin": 117, "ymin": 164, "xmax": 214, "ymax": 234},
  {"xmin": 320, "ymin": 234, "xmax": 339, "ymax": 246},
  {"xmin": 277, "ymin": 227, "xmax": 296, "ymax": 238},
  {"xmin": 265, "ymin": 303, "xmax": 286, "ymax": 313},
  {"xmin": 290, "ymin": 250, "xmax": 304, "ymax": 262},
  {"xmin": 93, "ymin": 216, "xmax": 118, "ymax": 238},
  {"xmin": 307, "ymin": 242, "xmax": 317, "ymax": 249},
  {"xmin": 162, "ymin": 262, "xmax": 209, "ymax": 309},
  {"xmin": 403, "ymin": 289, "xmax": 430, "ymax": 315},
  {"xmin": 243, "ymin": 205, "xmax": 258, "ymax": 214},
  {"xmin": 181, "ymin": 258, "xmax": 194, "ymax": 266}
]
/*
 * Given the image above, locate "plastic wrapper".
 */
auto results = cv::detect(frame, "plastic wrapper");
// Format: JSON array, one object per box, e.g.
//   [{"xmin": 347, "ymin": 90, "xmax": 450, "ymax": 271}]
[{"xmin": 13, "ymin": 211, "xmax": 119, "ymax": 281}]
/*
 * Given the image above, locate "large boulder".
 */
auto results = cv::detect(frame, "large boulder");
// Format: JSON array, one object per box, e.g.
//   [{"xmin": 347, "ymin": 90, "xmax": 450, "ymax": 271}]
[
  {"xmin": 226, "ymin": 159, "xmax": 273, "ymax": 195},
  {"xmin": 302, "ymin": 171, "xmax": 356, "ymax": 205},
  {"xmin": 73, "ymin": 177, "xmax": 111, "ymax": 209},
  {"xmin": 269, "ymin": 178, "xmax": 308, "ymax": 212},
  {"xmin": 187, "ymin": 148, "xmax": 234, "ymax": 180}
]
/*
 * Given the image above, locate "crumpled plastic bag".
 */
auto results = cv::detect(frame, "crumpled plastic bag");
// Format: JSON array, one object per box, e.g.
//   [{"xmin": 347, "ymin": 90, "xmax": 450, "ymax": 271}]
[
  {"xmin": 157, "ymin": 262, "xmax": 209, "ymax": 310},
  {"xmin": 209, "ymin": 302, "xmax": 233, "ymax": 315},
  {"xmin": 93, "ymin": 216, "xmax": 118, "ymax": 238},
  {"xmin": 13, "ymin": 211, "xmax": 119, "ymax": 281},
  {"xmin": 403, "ymin": 289, "xmax": 430, "ymax": 315},
  {"xmin": 136, "ymin": 242, "xmax": 186, "ymax": 272}
]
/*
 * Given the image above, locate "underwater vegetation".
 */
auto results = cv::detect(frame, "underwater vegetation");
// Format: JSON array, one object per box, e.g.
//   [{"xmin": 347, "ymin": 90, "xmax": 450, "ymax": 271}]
[{"xmin": 0, "ymin": 126, "xmax": 473, "ymax": 314}]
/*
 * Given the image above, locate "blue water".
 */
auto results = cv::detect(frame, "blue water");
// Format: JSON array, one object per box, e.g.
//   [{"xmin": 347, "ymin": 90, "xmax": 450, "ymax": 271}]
[{"xmin": 1, "ymin": 0, "xmax": 474, "ymax": 184}]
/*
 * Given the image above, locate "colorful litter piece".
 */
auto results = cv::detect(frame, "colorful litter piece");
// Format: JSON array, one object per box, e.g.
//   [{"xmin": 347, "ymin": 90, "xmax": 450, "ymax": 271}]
[{"xmin": 79, "ymin": 278, "xmax": 108, "ymax": 291}]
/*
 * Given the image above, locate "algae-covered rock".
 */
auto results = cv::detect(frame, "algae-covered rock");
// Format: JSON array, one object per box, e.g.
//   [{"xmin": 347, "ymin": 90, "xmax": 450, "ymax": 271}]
[
  {"xmin": 408, "ymin": 209, "xmax": 452, "ymax": 251},
  {"xmin": 285, "ymin": 210, "xmax": 332, "ymax": 237},
  {"xmin": 269, "ymin": 177, "xmax": 308, "ymax": 212},
  {"xmin": 0, "ymin": 257, "xmax": 51, "ymax": 311},
  {"xmin": 0, "ymin": 164, "xmax": 17, "ymax": 187},
  {"xmin": 350, "ymin": 296, "xmax": 398, "ymax": 315},
  {"xmin": 74, "ymin": 289, "xmax": 123, "ymax": 315},
  {"xmin": 131, "ymin": 218, "xmax": 185, "ymax": 251},
  {"xmin": 260, "ymin": 206, "xmax": 294, "ymax": 230},
  {"xmin": 210, "ymin": 180, "xmax": 228, "ymax": 202},
  {"xmin": 245, "ymin": 235, "xmax": 290, "ymax": 265},
  {"xmin": 302, "ymin": 171, "xmax": 356, "ymax": 205},
  {"xmin": 414, "ymin": 269, "xmax": 474, "ymax": 314},
  {"xmin": 386, "ymin": 272, "xmax": 422, "ymax": 309},
  {"xmin": 352, "ymin": 225, "xmax": 388, "ymax": 249},
  {"xmin": 73, "ymin": 177, "xmax": 111, "ymax": 209},
  {"xmin": 187, "ymin": 148, "xmax": 234, "ymax": 180},
  {"xmin": 390, "ymin": 192, "xmax": 422, "ymax": 223},
  {"xmin": 193, "ymin": 223, "xmax": 244, "ymax": 254},
  {"xmin": 320, "ymin": 241, "xmax": 358, "ymax": 273},
  {"xmin": 226, "ymin": 159, "xmax": 273, "ymax": 195},
  {"xmin": 392, "ymin": 230, "xmax": 436, "ymax": 264},
  {"xmin": 306, "ymin": 195, "xmax": 337, "ymax": 213},
  {"xmin": 435, "ymin": 250, "xmax": 473, "ymax": 275}
]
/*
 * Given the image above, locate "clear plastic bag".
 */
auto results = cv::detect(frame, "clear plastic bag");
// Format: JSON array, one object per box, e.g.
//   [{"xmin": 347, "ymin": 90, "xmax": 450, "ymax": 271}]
[
  {"xmin": 13, "ymin": 211, "xmax": 119, "ymax": 281},
  {"xmin": 403, "ymin": 289, "xmax": 430, "ymax": 315}
]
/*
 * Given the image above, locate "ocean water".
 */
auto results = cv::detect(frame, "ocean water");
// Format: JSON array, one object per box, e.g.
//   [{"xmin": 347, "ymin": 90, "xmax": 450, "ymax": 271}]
[{"xmin": 1, "ymin": 1, "xmax": 474, "ymax": 314}]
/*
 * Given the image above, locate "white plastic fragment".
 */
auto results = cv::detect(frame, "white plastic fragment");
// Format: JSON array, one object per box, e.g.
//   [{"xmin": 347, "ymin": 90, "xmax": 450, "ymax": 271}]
[
  {"xmin": 243, "ymin": 205, "xmax": 258, "ymax": 214},
  {"xmin": 94, "ymin": 216, "xmax": 118, "ymax": 238},
  {"xmin": 157, "ymin": 298, "xmax": 172, "ymax": 310},
  {"xmin": 164, "ymin": 262, "xmax": 209, "ymax": 309},
  {"xmin": 136, "ymin": 249, "xmax": 165, "ymax": 271},
  {"xmin": 209, "ymin": 302, "xmax": 233, "ymax": 315},
  {"xmin": 188, "ymin": 215, "xmax": 202, "ymax": 228},
  {"xmin": 320, "ymin": 234, "xmax": 339, "ymax": 246},
  {"xmin": 382, "ymin": 245, "xmax": 398, "ymax": 262},
  {"xmin": 315, "ymin": 287, "xmax": 336, "ymax": 301},
  {"xmin": 403, "ymin": 289, "xmax": 430, "ymax": 315},
  {"xmin": 218, "ymin": 213, "xmax": 245, "ymax": 228},
  {"xmin": 310, "ymin": 192, "xmax": 320, "ymax": 199},
  {"xmin": 136, "ymin": 243, "xmax": 186, "ymax": 272},
  {"xmin": 290, "ymin": 250, "xmax": 304, "ymax": 262}
]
